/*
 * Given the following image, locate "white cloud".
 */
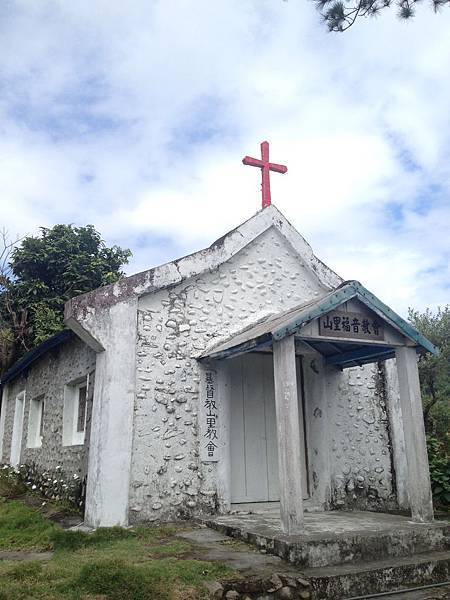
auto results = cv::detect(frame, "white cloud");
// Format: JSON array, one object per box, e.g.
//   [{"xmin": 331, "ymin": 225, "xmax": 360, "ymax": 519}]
[{"xmin": 0, "ymin": 0, "xmax": 449, "ymax": 315}]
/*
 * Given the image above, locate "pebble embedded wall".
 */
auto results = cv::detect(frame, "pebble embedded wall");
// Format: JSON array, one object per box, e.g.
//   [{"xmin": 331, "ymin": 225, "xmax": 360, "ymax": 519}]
[
  {"xmin": 1, "ymin": 337, "xmax": 96, "ymax": 493},
  {"xmin": 129, "ymin": 227, "xmax": 399, "ymax": 522},
  {"xmin": 131, "ymin": 228, "xmax": 327, "ymax": 522},
  {"xmin": 325, "ymin": 363, "xmax": 396, "ymax": 510}
]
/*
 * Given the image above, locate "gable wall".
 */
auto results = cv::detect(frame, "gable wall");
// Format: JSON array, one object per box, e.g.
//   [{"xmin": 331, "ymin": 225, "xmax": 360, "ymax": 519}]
[
  {"xmin": 0, "ymin": 337, "xmax": 96, "ymax": 487},
  {"xmin": 130, "ymin": 226, "xmax": 400, "ymax": 521},
  {"xmin": 130, "ymin": 227, "xmax": 328, "ymax": 521}
]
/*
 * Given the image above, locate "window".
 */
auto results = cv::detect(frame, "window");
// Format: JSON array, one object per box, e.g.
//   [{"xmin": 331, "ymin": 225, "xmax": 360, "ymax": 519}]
[
  {"xmin": 27, "ymin": 395, "xmax": 45, "ymax": 448},
  {"xmin": 10, "ymin": 391, "xmax": 25, "ymax": 467},
  {"xmin": 76, "ymin": 384, "xmax": 87, "ymax": 433},
  {"xmin": 63, "ymin": 375, "xmax": 90, "ymax": 446}
]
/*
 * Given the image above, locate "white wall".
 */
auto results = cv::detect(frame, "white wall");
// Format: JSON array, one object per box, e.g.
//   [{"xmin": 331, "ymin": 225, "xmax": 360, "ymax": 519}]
[{"xmin": 129, "ymin": 226, "xmax": 332, "ymax": 521}]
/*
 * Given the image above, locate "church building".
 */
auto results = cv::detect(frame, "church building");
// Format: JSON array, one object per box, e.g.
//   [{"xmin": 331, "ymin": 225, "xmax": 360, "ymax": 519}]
[{"xmin": 0, "ymin": 143, "xmax": 437, "ymax": 535}]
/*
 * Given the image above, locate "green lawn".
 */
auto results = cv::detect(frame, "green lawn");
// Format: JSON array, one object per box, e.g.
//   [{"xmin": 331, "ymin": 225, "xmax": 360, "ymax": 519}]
[{"xmin": 0, "ymin": 499, "xmax": 231, "ymax": 600}]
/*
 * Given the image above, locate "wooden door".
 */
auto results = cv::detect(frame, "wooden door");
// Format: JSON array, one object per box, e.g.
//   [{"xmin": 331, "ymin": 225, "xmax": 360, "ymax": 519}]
[{"xmin": 229, "ymin": 353, "xmax": 308, "ymax": 503}]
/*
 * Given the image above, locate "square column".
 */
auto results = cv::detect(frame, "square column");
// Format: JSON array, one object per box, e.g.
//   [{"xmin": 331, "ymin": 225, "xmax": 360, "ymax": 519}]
[
  {"xmin": 395, "ymin": 346, "xmax": 434, "ymax": 522},
  {"xmin": 273, "ymin": 334, "xmax": 304, "ymax": 534}
]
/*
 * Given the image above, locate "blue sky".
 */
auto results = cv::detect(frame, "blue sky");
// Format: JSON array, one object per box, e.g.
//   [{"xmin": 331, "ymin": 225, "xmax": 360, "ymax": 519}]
[{"xmin": 0, "ymin": 0, "xmax": 449, "ymax": 314}]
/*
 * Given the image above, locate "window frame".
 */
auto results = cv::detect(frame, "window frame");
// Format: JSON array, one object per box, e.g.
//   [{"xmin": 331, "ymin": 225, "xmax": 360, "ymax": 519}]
[
  {"xmin": 63, "ymin": 374, "xmax": 90, "ymax": 447},
  {"xmin": 26, "ymin": 394, "xmax": 45, "ymax": 449}
]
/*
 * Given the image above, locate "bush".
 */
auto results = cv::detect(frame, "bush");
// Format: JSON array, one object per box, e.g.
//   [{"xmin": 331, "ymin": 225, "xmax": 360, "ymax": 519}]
[{"xmin": 427, "ymin": 436, "xmax": 450, "ymax": 507}]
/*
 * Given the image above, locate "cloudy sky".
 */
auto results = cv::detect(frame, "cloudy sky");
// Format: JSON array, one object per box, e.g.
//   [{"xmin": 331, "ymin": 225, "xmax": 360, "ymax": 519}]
[{"xmin": 1, "ymin": 1, "xmax": 449, "ymax": 315}]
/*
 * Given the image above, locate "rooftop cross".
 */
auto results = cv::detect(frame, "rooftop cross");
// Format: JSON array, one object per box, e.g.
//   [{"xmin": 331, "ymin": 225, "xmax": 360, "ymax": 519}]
[{"xmin": 242, "ymin": 141, "xmax": 287, "ymax": 209}]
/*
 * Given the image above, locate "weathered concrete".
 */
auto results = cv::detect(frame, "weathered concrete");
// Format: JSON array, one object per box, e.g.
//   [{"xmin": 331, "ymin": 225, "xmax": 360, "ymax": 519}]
[
  {"xmin": 303, "ymin": 551, "xmax": 450, "ymax": 599},
  {"xmin": 128, "ymin": 222, "xmax": 398, "ymax": 524},
  {"xmin": 325, "ymin": 363, "xmax": 396, "ymax": 512},
  {"xmin": 64, "ymin": 205, "xmax": 342, "ymax": 318},
  {"xmin": 129, "ymin": 225, "xmax": 335, "ymax": 523},
  {"xmin": 395, "ymin": 347, "xmax": 434, "ymax": 523},
  {"xmin": 380, "ymin": 584, "xmax": 450, "ymax": 599},
  {"xmin": 77, "ymin": 298, "xmax": 138, "ymax": 528},
  {"xmin": 178, "ymin": 527, "xmax": 311, "ymax": 599},
  {"xmin": 301, "ymin": 353, "xmax": 331, "ymax": 511},
  {"xmin": 202, "ymin": 510, "xmax": 450, "ymax": 568},
  {"xmin": 273, "ymin": 335, "xmax": 305, "ymax": 534},
  {"xmin": 384, "ymin": 358, "xmax": 409, "ymax": 511}
]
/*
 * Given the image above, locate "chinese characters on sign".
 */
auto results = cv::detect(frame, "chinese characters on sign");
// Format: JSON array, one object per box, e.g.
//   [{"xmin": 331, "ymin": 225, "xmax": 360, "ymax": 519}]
[
  {"xmin": 201, "ymin": 369, "xmax": 219, "ymax": 462},
  {"xmin": 318, "ymin": 311, "xmax": 384, "ymax": 341}
]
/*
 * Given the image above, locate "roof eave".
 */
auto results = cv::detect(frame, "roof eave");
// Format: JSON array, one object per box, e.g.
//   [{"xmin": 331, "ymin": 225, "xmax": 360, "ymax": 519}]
[{"xmin": 273, "ymin": 280, "xmax": 438, "ymax": 356}]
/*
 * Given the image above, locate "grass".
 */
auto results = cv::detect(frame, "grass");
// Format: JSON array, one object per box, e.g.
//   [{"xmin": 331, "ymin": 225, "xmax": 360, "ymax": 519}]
[
  {"xmin": 0, "ymin": 498, "xmax": 57, "ymax": 551},
  {"xmin": 0, "ymin": 498, "xmax": 231, "ymax": 599}
]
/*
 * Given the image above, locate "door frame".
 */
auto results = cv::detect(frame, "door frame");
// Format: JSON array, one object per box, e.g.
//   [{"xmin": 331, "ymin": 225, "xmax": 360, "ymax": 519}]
[
  {"xmin": 224, "ymin": 352, "xmax": 310, "ymax": 507},
  {"xmin": 10, "ymin": 391, "xmax": 25, "ymax": 467}
]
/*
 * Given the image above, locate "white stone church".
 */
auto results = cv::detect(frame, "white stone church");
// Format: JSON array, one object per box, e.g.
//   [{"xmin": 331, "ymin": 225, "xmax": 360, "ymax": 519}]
[{"xmin": 0, "ymin": 203, "xmax": 437, "ymax": 534}]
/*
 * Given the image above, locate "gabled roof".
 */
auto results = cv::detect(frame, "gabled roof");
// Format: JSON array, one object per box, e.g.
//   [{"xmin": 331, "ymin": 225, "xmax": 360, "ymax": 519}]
[
  {"xmin": 65, "ymin": 205, "xmax": 342, "ymax": 323},
  {"xmin": 200, "ymin": 280, "xmax": 438, "ymax": 365}
]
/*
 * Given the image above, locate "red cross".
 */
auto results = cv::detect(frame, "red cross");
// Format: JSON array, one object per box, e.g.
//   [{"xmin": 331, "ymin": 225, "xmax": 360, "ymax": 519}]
[{"xmin": 242, "ymin": 141, "xmax": 287, "ymax": 209}]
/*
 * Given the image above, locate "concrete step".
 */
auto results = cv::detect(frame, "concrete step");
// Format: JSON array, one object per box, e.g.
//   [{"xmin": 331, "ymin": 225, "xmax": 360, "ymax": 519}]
[
  {"xmin": 300, "ymin": 550, "xmax": 450, "ymax": 599},
  {"xmin": 204, "ymin": 517, "xmax": 450, "ymax": 567}
]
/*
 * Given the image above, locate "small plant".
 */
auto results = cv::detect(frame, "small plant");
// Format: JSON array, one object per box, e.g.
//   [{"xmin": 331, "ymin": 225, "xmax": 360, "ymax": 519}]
[
  {"xmin": 427, "ymin": 436, "xmax": 450, "ymax": 507},
  {"xmin": 0, "ymin": 465, "xmax": 27, "ymax": 498},
  {"xmin": 0, "ymin": 462, "xmax": 85, "ymax": 509}
]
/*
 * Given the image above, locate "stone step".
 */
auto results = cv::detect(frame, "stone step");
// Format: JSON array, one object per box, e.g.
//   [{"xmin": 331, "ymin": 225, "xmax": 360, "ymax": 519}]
[
  {"xmin": 300, "ymin": 550, "xmax": 450, "ymax": 599},
  {"xmin": 204, "ymin": 518, "xmax": 450, "ymax": 568}
]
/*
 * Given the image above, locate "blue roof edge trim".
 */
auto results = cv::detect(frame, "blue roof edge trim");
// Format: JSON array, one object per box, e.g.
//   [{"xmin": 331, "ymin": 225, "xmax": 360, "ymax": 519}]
[
  {"xmin": 273, "ymin": 281, "xmax": 439, "ymax": 356},
  {"xmin": 1, "ymin": 329, "xmax": 74, "ymax": 386}
]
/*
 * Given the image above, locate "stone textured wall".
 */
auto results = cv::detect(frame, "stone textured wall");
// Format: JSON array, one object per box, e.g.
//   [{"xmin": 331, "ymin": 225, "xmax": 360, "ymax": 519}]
[
  {"xmin": 130, "ymin": 227, "xmax": 328, "ymax": 522},
  {"xmin": 1, "ymin": 336, "xmax": 96, "ymax": 488},
  {"xmin": 129, "ymin": 226, "xmax": 398, "ymax": 522},
  {"xmin": 325, "ymin": 363, "xmax": 397, "ymax": 511}
]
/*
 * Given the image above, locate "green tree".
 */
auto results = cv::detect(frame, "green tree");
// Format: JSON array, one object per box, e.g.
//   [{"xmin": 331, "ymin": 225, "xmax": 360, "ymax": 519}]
[
  {"xmin": 315, "ymin": 0, "xmax": 449, "ymax": 32},
  {"xmin": 0, "ymin": 225, "xmax": 131, "ymax": 375},
  {"xmin": 408, "ymin": 306, "xmax": 450, "ymax": 439}
]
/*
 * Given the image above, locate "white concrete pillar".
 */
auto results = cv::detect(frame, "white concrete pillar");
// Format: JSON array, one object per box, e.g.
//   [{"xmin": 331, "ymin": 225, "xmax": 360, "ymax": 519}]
[
  {"xmin": 395, "ymin": 347, "xmax": 434, "ymax": 522},
  {"xmin": 273, "ymin": 334, "xmax": 304, "ymax": 534},
  {"xmin": 302, "ymin": 355, "xmax": 331, "ymax": 509},
  {"xmin": 384, "ymin": 359, "xmax": 409, "ymax": 510},
  {"xmin": 68, "ymin": 299, "xmax": 138, "ymax": 528}
]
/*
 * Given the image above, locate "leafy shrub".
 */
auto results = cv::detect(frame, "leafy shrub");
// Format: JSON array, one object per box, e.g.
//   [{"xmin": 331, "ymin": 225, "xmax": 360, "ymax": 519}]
[{"xmin": 427, "ymin": 436, "xmax": 450, "ymax": 507}]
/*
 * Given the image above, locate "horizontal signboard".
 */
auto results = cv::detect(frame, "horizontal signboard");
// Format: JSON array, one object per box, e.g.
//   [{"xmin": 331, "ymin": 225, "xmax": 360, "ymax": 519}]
[{"xmin": 318, "ymin": 310, "xmax": 384, "ymax": 341}]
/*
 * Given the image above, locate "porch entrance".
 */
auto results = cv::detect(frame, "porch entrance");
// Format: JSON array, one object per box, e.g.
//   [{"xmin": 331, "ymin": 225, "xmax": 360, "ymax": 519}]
[{"xmin": 229, "ymin": 353, "xmax": 308, "ymax": 504}]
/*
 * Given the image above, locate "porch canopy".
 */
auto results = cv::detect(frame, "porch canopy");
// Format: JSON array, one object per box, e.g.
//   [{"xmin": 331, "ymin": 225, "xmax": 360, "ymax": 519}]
[
  {"xmin": 200, "ymin": 280, "xmax": 437, "ymax": 367},
  {"xmin": 200, "ymin": 281, "xmax": 437, "ymax": 536}
]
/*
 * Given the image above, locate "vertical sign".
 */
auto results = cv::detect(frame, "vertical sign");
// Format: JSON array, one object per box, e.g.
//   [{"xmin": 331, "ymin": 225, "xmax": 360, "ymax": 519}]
[{"xmin": 201, "ymin": 368, "xmax": 219, "ymax": 462}]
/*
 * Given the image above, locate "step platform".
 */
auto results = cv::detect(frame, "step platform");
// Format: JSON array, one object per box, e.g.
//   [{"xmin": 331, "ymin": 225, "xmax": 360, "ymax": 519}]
[{"xmin": 201, "ymin": 510, "xmax": 450, "ymax": 598}]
